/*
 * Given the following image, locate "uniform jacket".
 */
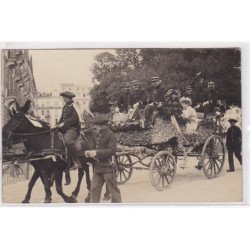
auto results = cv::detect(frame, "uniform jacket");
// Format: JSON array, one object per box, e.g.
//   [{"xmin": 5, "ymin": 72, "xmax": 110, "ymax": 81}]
[
  {"xmin": 226, "ymin": 125, "xmax": 242, "ymax": 149},
  {"xmin": 117, "ymin": 91, "xmax": 132, "ymax": 111},
  {"xmin": 93, "ymin": 127, "xmax": 117, "ymax": 173},
  {"xmin": 130, "ymin": 89, "xmax": 148, "ymax": 108},
  {"xmin": 57, "ymin": 101, "xmax": 81, "ymax": 133},
  {"xmin": 148, "ymin": 85, "xmax": 166, "ymax": 104}
]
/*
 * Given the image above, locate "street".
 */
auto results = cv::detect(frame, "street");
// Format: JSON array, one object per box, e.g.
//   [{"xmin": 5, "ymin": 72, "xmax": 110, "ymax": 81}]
[{"xmin": 2, "ymin": 154, "xmax": 242, "ymax": 204}]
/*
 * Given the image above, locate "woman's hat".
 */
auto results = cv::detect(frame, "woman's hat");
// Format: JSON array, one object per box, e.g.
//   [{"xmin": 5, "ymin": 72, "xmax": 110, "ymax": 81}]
[
  {"xmin": 228, "ymin": 118, "xmax": 237, "ymax": 123},
  {"xmin": 179, "ymin": 97, "xmax": 192, "ymax": 105}
]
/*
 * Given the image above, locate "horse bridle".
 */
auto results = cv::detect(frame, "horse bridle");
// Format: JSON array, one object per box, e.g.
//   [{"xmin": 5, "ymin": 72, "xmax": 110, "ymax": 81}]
[{"xmin": 5, "ymin": 116, "xmax": 54, "ymax": 149}]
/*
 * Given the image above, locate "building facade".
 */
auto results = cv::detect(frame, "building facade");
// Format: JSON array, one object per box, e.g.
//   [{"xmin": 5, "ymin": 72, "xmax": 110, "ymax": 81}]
[
  {"xmin": 35, "ymin": 84, "xmax": 90, "ymax": 127},
  {"xmin": 2, "ymin": 49, "xmax": 37, "ymax": 125}
]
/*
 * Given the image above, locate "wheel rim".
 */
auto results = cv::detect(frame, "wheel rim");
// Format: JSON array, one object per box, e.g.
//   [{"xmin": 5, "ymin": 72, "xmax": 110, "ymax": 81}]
[
  {"xmin": 202, "ymin": 135, "xmax": 225, "ymax": 178},
  {"xmin": 115, "ymin": 154, "xmax": 133, "ymax": 185},
  {"xmin": 150, "ymin": 151, "xmax": 176, "ymax": 191}
]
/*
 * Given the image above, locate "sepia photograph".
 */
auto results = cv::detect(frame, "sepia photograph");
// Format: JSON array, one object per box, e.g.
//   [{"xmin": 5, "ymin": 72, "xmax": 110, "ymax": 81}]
[{"xmin": 1, "ymin": 48, "xmax": 242, "ymax": 204}]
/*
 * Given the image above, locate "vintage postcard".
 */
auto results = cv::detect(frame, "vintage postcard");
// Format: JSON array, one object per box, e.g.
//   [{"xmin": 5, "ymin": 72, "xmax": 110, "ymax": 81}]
[{"xmin": 1, "ymin": 47, "xmax": 242, "ymax": 204}]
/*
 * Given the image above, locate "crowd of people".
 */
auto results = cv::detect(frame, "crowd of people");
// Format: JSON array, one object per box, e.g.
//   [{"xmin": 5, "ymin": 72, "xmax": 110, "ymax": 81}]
[{"xmin": 114, "ymin": 76, "xmax": 226, "ymax": 132}]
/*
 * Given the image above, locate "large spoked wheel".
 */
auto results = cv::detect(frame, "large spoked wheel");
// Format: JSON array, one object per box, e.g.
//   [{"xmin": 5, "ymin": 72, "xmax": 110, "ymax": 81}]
[
  {"xmin": 115, "ymin": 153, "xmax": 133, "ymax": 185},
  {"xmin": 149, "ymin": 151, "xmax": 177, "ymax": 191},
  {"xmin": 201, "ymin": 135, "xmax": 226, "ymax": 179}
]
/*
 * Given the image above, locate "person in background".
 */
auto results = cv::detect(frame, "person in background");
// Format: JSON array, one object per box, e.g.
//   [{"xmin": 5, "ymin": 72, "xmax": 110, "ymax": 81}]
[
  {"xmin": 202, "ymin": 81, "xmax": 219, "ymax": 118},
  {"xmin": 86, "ymin": 115, "xmax": 121, "ymax": 203},
  {"xmin": 144, "ymin": 76, "xmax": 166, "ymax": 128},
  {"xmin": 226, "ymin": 118, "xmax": 242, "ymax": 172},
  {"xmin": 117, "ymin": 82, "xmax": 132, "ymax": 113}
]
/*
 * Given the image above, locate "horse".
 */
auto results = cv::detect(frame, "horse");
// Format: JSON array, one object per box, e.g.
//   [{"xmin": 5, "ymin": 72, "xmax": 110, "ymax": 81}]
[{"xmin": 2, "ymin": 100, "xmax": 96, "ymax": 203}]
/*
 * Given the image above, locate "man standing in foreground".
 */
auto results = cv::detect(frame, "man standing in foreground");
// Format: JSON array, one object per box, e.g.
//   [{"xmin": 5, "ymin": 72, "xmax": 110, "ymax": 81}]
[
  {"xmin": 226, "ymin": 118, "xmax": 242, "ymax": 172},
  {"xmin": 86, "ymin": 115, "xmax": 121, "ymax": 203}
]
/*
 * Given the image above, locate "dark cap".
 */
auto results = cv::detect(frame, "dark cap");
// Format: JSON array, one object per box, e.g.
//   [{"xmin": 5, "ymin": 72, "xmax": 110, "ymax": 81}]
[
  {"xmin": 60, "ymin": 91, "xmax": 76, "ymax": 99},
  {"xmin": 150, "ymin": 76, "xmax": 159, "ymax": 82},
  {"xmin": 90, "ymin": 115, "xmax": 109, "ymax": 125},
  {"xmin": 228, "ymin": 118, "xmax": 237, "ymax": 123}
]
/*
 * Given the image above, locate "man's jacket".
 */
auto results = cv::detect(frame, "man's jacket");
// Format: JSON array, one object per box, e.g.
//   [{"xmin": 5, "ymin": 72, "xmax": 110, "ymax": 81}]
[
  {"xmin": 93, "ymin": 127, "xmax": 117, "ymax": 173},
  {"xmin": 226, "ymin": 125, "xmax": 242, "ymax": 149},
  {"xmin": 57, "ymin": 101, "xmax": 81, "ymax": 133}
]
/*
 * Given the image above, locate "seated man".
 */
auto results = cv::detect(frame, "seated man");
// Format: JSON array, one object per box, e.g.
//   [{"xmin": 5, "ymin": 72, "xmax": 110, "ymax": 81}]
[
  {"xmin": 117, "ymin": 82, "xmax": 132, "ymax": 113},
  {"xmin": 144, "ymin": 76, "xmax": 166, "ymax": 128},
  {"xmin": 56, "ymin": 91, "xmax": 81, "ymax": 170}
]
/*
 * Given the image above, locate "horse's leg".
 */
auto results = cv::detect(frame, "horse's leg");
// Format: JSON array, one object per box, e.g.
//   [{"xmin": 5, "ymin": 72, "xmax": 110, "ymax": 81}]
[
  {"xmin": 55, "ymin": 167, "xmax": 77, "ymax": 203},
  {"xmin": 22, "ymin": 170, "xmax": 40, "ymax": 203},
  {"xmin": 40, "ymin": 170, "xmax": 52, "ymax": 203},
  {"xmin": 64, "ymin": 167, "xmax": 71, "ymax": 185},
  {"xmin": 71, "ymin": 167, "xmax": 84, "ymax": 198}
]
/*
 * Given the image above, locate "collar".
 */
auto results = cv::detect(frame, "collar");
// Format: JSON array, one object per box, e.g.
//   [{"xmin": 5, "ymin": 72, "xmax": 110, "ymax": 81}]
[
  {"xmin": 97, "ymin": 127, "xmax": 109, "ymax": 135},
  {"xmin": 65, "ymin": 101, "xmax": 74, "ymax": 107}
]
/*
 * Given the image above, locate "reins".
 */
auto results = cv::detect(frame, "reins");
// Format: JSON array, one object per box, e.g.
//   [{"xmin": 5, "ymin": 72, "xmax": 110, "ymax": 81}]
[{"xmin": 11, "ymin": 128, "xmax": 55, "ymax": 137}]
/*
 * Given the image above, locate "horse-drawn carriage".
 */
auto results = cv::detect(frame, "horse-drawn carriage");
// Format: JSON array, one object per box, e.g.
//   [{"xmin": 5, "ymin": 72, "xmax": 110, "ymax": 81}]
[
  {"xmin": 113, "ymin": 114, "xmax": 226, "ymax": 191},
  {"xmin": 2, "ymin": 97, "xmax": 227, "ymax": 203}
]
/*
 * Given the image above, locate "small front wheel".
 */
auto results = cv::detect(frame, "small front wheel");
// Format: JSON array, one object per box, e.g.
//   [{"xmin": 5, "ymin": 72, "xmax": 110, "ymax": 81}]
[
  {"xmin": 115, "ymin": 153, "xmax": 133, "ymax": 185},
  {"xmin": 149, "ymin": 151, "xmax": 177, "ymax": 191}
]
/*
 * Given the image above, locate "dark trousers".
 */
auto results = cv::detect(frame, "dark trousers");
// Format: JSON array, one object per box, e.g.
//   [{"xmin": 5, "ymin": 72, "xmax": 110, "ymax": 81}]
[
  {"xmin": 144, "ymin": 104, "xmax": 157, "ymax": 127},
  {"xmin": 63, "ymin": 128, "xmax": 80, "ymax": 164},
  {"xmin": 90, "ymin": 172, "xmax": 121, "ymax": 203},
  {"xmin": 227, "ymin": 146, "xmax": 242, "ymax": 171}
]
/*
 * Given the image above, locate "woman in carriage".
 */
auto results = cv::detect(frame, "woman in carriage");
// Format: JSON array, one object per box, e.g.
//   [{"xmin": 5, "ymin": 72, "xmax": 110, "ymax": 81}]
[{"xmin": 179, "ymin": 96, "xmax": 199, "ymax": 135}]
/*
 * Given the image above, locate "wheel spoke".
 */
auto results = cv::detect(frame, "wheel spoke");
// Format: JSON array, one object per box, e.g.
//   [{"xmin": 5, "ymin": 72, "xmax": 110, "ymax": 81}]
[
  {"xmin": 123, "ymin": 158, "xmax": 129, "ymax": 164},
  {"xmin": 157, "ymin": 174, "xmax": 161, "ymax": 186},
  {"xmin": 216, "ymin": 157, "xmax": 223, "ymax": 163},
  {"xmin": 162, "ymin": 175, "xmax": 164, "ymax": 187},
  {"xmin": 122, "ymin": 171, "xmax": 127, "ymax": 180},
  {"xmin": 123, "ymin": 169, "xmax": 130, "ymax": 174},
  {"xmin": 215, "ymin": 161, "xmax": 220, "ymax": 171},
  {"xmin": 204, "ymin": 160, "xmax": 210, "ymax": 168},
  {"xmin": 165, "ymin": 175, "xmax": 170, "ymax": 184},
  {"xmin": 213, "ymin": 161, "xmax": 217, "ymax": 175}
]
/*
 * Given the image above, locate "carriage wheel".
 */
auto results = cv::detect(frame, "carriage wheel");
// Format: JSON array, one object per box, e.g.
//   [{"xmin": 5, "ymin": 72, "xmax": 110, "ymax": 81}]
[
  {"xmin": 149, "ymin": 151, "xmax": 177, "ymax": 191},
  {"xmin": 201, "ymin": 135, "xmax": 225, "ymax": 179},
  {"xmin": 115, "ymin": 153, "xmax": 133, "ymax": 185}
]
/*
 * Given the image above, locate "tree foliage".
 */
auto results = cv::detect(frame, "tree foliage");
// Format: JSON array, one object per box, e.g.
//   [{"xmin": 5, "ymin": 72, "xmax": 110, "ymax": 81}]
[{"xmin": 89, "ymin": 48, "xmax": 241, "ymax": 114}]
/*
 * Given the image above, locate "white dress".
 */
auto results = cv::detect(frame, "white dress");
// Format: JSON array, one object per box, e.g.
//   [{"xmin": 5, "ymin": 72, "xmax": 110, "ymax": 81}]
[{"xmin": 182, "ymin": 106, "xmax": 199, "ymax": 134}]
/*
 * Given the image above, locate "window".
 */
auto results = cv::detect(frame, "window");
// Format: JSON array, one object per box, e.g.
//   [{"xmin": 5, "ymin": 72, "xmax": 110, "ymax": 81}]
[
  {"xmin": 42, "ymin": 110, "xmax": 44, "ymax": 115},
  {"xmin": 47, "ymin": 110, "xmax": 50, "ymax": 114}
]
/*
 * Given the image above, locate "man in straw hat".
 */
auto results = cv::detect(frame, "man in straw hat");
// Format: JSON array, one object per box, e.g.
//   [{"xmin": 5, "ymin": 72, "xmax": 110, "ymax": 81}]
[
  {"xmin": 85, "ymin": 115, "xmax": 121, "ymax": 203},
  {"xmin": 56, "ymin": 91, "xmax": 81, "ymax": 170},
  {"xmin": 226, "ymin": 118, "xmax": 242, "ymax": 172}
]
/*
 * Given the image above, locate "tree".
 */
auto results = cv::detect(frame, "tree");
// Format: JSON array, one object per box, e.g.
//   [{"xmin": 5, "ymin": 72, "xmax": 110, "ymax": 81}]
[{"xmin": 89, "ymin": 48, "xmax": 241, "ymax": 113}]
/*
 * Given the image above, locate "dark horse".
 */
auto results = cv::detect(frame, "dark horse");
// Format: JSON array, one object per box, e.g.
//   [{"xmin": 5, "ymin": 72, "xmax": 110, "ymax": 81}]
[{"xmin": 2, "ymin": 101, "xmax": 95, "ymax": 203}]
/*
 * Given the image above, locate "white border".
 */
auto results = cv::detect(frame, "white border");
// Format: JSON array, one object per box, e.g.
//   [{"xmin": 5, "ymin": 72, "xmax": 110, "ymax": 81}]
[{"xmin": 0, "ymin": 42, "xmax": 249, "ymax": 205}]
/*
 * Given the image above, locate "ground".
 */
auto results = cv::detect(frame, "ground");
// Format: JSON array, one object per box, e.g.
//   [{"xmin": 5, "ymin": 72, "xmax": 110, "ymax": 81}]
[{"xmin": 2, "ymin": 154, "xmax": 242, "ymax": 204}]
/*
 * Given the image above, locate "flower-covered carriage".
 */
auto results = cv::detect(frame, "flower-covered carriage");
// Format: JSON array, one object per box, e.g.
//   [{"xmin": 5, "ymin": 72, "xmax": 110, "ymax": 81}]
[{"xmin": 112, "ymin": 113, "xmax": 226, "ymax": 191}]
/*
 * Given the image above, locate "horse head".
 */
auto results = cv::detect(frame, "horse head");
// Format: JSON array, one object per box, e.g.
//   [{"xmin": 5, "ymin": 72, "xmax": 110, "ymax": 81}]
[{"xmin": 2, "ymin": 99, "xmax": 49, "ymax": 149}]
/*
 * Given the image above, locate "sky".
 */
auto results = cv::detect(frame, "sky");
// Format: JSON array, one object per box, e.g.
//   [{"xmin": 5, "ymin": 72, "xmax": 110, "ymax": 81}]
[{"xmin": 29, "ymin": 49, "xmax": 111, "ymax": 92}]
